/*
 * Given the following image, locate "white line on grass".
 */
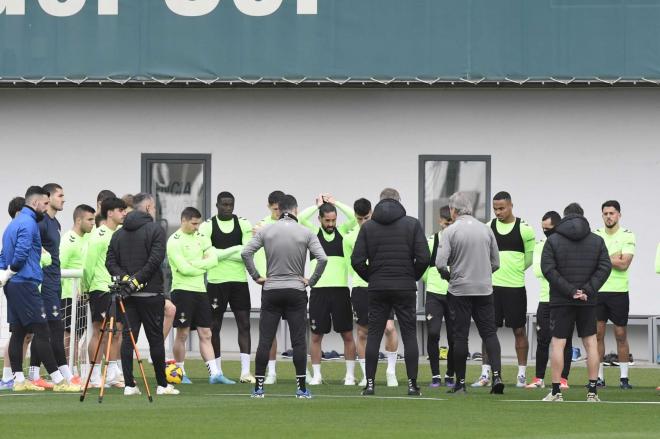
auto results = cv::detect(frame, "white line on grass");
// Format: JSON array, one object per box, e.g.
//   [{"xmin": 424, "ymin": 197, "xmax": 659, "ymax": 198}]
[
  {"xmin": 501, "ymin": 399, "xmax": 660, "ymax": 405},
  {"xmin": 0, "ymin": 393, "xmax": 74, "ymax": 398},
  {"xmin": 206, "ymin": 393, "xmax": 446, "ymax": 401}
]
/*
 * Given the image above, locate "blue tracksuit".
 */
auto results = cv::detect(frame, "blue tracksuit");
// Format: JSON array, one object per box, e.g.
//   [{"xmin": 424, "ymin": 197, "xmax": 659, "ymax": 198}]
[
  {"xmin": 0, "ymin": 206, "xmax": 43, "ymax": 283},
  {"xmin": 1, "ymin": 206, "xmax": 47, "ymax": 326}
]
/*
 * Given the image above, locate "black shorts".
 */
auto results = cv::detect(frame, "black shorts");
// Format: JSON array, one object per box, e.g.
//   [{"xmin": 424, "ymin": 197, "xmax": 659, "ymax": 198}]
[
  {"xmin": 550, "ymin": 305, "xmax": 597, "ymax": 339},
  {"xmin": 207, "ymin": 282, "xmax": 251, "ymax": 316},
  {"xmin": 351, "ymin": 287, "xmax": 369, "ymax": 326},
  {"xmin": 351, "ymin": 287, "xmax": 394, "ymax": 326},
  {"xmin": 172, "ymin": 291, "xmax": 212, "ymax": 329},
  {"xmin": 309, "ymin": 287, "xmax": 353, "ymax": 334},
  {"xmin": 493, "ymin": 286, "xmax": 527, "ymax": 329},
  {"xmin": 61, "ymin": 297, "xmax": 88, "ymax": 338},
  {"xmin": 425, "ymin": 292, "xmax": 450, "ymax": 323},
  {"xmin": 4, "ymin": 282, "xmax": 47, "ymax": 327},
  {"xmin": 88, "ymin": 292, "xmax": 113, "ymax": 323},
  {"xmin": 41, "ymin": 290, "xmax": 62, "ymax": 322},
  {"xmin": 596, "ymin": 292, "xmax": 629, "ymax": 326}
]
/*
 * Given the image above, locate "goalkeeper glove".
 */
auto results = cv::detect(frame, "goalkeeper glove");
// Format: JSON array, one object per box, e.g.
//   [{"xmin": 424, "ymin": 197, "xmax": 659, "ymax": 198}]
[
  {"xmin": 121, "ymin": 275, "xmax": 142, "ymax": 295},
  {"xmin": 0, "ymin": 268, "xmax": 17, "ymax": 287}
]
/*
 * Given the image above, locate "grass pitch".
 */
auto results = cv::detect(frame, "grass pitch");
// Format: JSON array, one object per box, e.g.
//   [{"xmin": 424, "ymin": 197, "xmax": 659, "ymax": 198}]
[{"xmin": 1, "ymin": 359, "xmax": 659, "ymax": 438}]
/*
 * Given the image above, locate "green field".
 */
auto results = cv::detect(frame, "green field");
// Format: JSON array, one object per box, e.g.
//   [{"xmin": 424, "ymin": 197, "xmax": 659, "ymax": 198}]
[{"xmin": 1, "ymin": 360, "xmax": 659, "ymax": 438}]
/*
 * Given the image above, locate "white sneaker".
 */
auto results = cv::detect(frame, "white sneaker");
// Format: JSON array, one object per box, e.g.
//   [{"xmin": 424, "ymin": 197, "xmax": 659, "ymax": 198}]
[
  {"xmin": 386, "ymin": 372, "xmax": 398, "ymax": 387},
  {"xmin": 542, "ymin": 391, "xmax": 563, "ymax": 402},
  {"xmin": 587, "ymin": 392, "xmax": 601, "ymax": 402},
  {"xmin": 157, "ymin": 384, "xmax": 180, "ymax": 395},
  {"xmin": 471, "ymin": 375, "xmax": 490, "ymax": 387},
  {"xmin": 516, "ymin": 375, "xmax": 527, "ymax": 388},
  {"xmin": 264, "ymin": 375, "xmax": 277, "ymax": 385},
  {"xmin": 124, "ymin": 386, "xmax": 141, "ymax": 396},
  {"xmin": 358, "ymin": 376, "xmax": 367, "ymax": 387},
  {"xmin": 308, "ymin": 375, "xmax": 322, "ymax": 386},
  {"xmin": 344, "ymin": 376, "xmax": 356, "ymax": 386}
]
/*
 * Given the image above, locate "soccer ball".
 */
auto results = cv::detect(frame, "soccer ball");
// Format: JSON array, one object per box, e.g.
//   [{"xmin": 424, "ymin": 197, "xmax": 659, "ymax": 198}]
[{"xmin": 165, "ymin": 364, "xmax": 183, "ymax": 384}]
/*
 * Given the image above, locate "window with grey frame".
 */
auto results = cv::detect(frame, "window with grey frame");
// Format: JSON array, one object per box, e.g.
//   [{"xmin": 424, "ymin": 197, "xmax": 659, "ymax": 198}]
[
  {"xmin": 141, "ymin": 153, "xmax": 212, "ymax": 292},
  {"xmin": 418, "ymin": 155, "xmax": 491, "ymax": 309}
]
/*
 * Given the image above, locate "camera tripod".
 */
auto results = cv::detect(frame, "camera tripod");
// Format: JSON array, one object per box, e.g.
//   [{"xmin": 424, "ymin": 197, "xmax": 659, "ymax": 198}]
[{"xmin": 80, "ymin": 282, "xmax": 153, "ymax": 403}]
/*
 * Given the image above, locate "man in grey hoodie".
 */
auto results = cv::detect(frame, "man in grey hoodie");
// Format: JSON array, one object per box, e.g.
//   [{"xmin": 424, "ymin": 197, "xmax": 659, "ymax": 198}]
[
  {"xmin": 435, "ymin": 192, "xmax": 504, "ymax": 395},
  {"xmin": 242, "ymin": 194, "xmax": 327, "ymax": 399}
]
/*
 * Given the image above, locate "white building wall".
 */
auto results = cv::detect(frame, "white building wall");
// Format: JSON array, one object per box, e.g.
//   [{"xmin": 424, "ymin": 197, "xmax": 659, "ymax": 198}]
[{"xmin": 1, "ymin": 88, "xmax": 659, "ymax": 358}]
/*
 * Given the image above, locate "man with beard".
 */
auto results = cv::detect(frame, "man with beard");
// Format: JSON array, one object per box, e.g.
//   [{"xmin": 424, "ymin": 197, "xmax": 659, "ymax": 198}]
[
  {"xmin": 300, "ymin": 194, "xmax": 357, "ymax": 386},
  {"xmin": 594, "ymin": 200, "xmax": 636, "ymax": 389}
]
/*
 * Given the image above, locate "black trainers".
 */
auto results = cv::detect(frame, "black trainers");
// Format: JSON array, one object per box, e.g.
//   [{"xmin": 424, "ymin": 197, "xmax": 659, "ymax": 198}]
[
  {"xmin": 620, "ymin": 378, "xmax": 633, "ymax": 389},
  {"xmin": 448, "ymin": 383, "xmax": 467, "ymax": 395},
  {"xmin": 361, "ymin": 379, "xmax": 375, "ymax": 396},
  {"xmin": 490, "ymin": 376, "xmax": 505, "ymax": 394},
  {"xmin": 407, "ymin": 379, "xmax": 421, "ymax": 396}
]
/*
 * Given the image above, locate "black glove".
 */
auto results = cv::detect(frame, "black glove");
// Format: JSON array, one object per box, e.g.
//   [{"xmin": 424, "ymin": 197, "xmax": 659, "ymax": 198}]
[
  {"xmin": 438, "ymin": 266, "xmax": 451, "ymax": 281},
  {"xmin": 121, "ymin": 275, "xmax": 142, "ymax": 296}
]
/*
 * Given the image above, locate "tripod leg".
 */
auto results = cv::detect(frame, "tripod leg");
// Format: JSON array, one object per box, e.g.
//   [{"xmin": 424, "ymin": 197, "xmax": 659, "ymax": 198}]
[
  {"xmin": 80, "ymin": 314, "xmax": 108, "ymax": 402},
  {"xmin": 118, "ymin": 298, "xmax": 153, "ymax": 403},
  {"xmin": 98, "ymin": 317, "xmax": 115, "ymax": 403}
]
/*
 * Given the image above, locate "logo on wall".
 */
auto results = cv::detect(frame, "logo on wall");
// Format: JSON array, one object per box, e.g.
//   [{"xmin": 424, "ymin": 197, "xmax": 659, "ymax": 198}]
[{"xmin": 1, "ymin": 0, "xmax": 318, "ymax": 17}]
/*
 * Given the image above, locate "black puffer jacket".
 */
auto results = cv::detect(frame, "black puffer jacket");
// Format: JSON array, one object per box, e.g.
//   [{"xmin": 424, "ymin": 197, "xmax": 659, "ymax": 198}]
[
  {"xmin": 106, "ymin": 211, "xmax": 166, "ymax": 296},
  {"xmin": 351, "ymin": 199, "xmax": 430, "ymax": 291},
  {"xmin": 541, "ymin": 214, "xmax": 611, "ymax": 307}
]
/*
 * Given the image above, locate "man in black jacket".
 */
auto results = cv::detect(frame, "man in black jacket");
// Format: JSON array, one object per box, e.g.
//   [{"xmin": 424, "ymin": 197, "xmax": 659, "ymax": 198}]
[
  {"xmin": 541, "ymin": 203, "xmax": 611, "ymax": 402},
  {"xmin": 106, "ymin": 193, "xmax": 178, "ymax": 396},
  {"xmin": 352, "ymin": 188, "xmax": 430, "ymax": 396}
]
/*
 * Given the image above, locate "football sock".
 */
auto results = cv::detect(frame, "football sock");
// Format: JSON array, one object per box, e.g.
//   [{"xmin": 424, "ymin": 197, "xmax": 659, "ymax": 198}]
[
  {"xmin": 358, "ymin": 358, "xmax": 366, "ymax": 377},
  {"xmin": 620, "ymin": 362, "xmax": 629, "ymax": 379},
  {"xmin": 240, "ymin": 353, "xmax": 251, "ymax": 376},
  {"xmin": 267, "ymin": 360, "xmax": 276, "ymax": 377},
  {"xmin": 176, "ymin": 362, "xmax": 186, "ymax": 376},
  {"xmin": 481, "ymin": 364, "xmax": 491, "ymax": 377},
  {"xmin": 598, "ymin": 363, "xmax": 604, "ymax": 380},
  {"xmin": 215, "ymin": 357, "xmax": 223, "ymax": 375},
  {"xmin": 91, "ymin": 364, "xmax": 101, "ymax": 381},
  {"xmin": 13, "ymin": 372, "xmax": 25, "ymax": 383},
  {"xmin": 206, "ymin": 360, "xmax": 219, "ymax": 377},
  {"xmin": 2, "ymin": 367, "xmax": 12, "ymax": 382},
  {"xmin": 312, "ymin": 364, "xmax": 321, "ymax": 378},
  {"xmin": 345, "ymin": 360, "xmax": 355, "ymax": 378},
  {"xmin": 296, "ymin": 375, "xmax": 307, "ymax": 392},
  {"xmin": 58, "ymin": 365, "xmax": 73, "ymax": 382},
  {"xmin": 29, "ymin": 366, "xmax": 40, "ymax": 381},
  {"xmin": 385, "ymin": 351, "xmax": 397, "ymax": 375},
  {"xmin": 255, "ymin": 376, "xmax": 265, "ymax": 392},
  {"xmin": 517, "ymin": 365, "xmax": 526, "ymax": 377},
  {"xmin": 552, "ymin": 382, "xmax": 561, "ymax": 395},
  {"xmin": 588, "ymin": 379, "xmax": 598, "ymax": 394},
  {"xmin": 50, "ymin": 370, "xmax": 65, "ymax": 385}
]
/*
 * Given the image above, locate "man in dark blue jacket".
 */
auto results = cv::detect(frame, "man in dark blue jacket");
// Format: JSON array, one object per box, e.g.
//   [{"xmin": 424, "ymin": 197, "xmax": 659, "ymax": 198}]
[
  {"xmin": 28, "ymin": 183, "xmax": 77, "ymax": 386},
  {"xmin": 0, "ymin": 186, "xmax": 79, "ymax": 392},
  {"xmin": 351, "ymin": 188, "xmax": 430, "ymax": 396},
  {"xmin": 541, "ymin": 203, "xmax": 611, "ymax": 402}
]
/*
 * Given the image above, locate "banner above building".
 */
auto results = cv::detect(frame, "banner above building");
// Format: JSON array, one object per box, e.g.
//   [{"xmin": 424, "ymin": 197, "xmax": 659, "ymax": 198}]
[{"xmin": 2, "ymin": 0, "xmax": 660, "ymax": 85}]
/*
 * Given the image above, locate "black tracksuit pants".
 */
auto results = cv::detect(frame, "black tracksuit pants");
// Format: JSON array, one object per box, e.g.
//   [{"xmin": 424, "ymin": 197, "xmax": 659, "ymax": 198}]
[
  {"xmin": 448, "ymin": 293, "xmax": 502, "ymax": 384},
  {"xmin": 366, "ymin": 289, "xmax": 418, "ymax": 382},
  {"xmin": 254, "ymin": 288, "xmax": 308, "ymax": 378},
  {"xmin": 121, "ymin": 295, "xmax": 167, "ymax": 388}
]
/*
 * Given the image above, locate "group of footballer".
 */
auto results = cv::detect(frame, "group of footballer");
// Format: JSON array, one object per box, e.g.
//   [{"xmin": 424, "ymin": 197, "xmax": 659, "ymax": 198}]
[{"xmin": 1, "ymin": 184, "xmax": 659, "ymax": 397}]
